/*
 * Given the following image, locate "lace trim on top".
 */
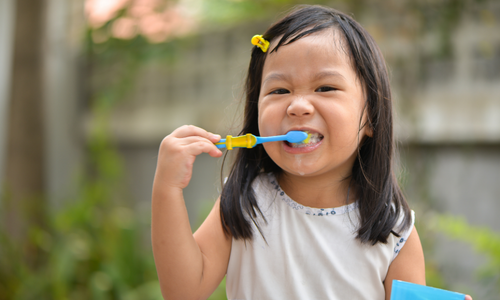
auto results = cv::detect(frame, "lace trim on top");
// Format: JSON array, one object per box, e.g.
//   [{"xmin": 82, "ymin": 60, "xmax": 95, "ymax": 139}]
[{"xmin": 268, "ymin": 174, "xmax": 358, "ymax": 216}]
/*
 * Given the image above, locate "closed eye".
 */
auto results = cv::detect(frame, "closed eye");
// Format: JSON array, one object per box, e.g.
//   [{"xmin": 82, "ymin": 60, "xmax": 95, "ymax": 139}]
[
  {"xmin": 269, "ymin": 88, "xmax": 290, "ymax": 95},
  {"xmin": 315, "ymin": 86, "xmax": 337, "ymax": 92}
]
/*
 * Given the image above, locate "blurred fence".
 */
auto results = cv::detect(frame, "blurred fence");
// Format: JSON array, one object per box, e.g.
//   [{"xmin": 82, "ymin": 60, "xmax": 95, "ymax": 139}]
[{"xmin": 1, "ymin": 0, "xmax": 499, "ymax": 299}]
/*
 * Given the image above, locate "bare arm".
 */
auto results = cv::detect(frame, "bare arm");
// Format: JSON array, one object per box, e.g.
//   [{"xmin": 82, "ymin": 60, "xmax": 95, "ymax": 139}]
[
  {"xmin": 384, "ymin": 228, "xmax": 474, "ymax": 299},
  {"xmin": 384, "ymin": 226, "xmax": 425, "ymax": 300},
  {"xmin": 151, "ymin": 125, "xmax": 231, "ymax": 300}
]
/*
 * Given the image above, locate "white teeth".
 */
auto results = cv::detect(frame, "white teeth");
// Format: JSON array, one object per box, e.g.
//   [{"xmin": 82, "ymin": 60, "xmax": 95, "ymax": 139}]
[{"xmin": 290, "ymin": 132, "xmax": 323, "ymax": 148}]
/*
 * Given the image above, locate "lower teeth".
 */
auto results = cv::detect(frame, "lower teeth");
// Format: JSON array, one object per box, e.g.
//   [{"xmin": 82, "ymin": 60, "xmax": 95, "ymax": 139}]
[{"xmin": 291, "ymin": 143, "xmax": 311, "ymax": 148}]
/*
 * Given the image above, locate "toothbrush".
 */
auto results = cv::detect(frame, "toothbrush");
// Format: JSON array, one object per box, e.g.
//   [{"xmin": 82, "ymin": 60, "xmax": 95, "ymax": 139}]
[{"xmin": 215, "ymin": 131, "xmax": 310, "ymax": 150}]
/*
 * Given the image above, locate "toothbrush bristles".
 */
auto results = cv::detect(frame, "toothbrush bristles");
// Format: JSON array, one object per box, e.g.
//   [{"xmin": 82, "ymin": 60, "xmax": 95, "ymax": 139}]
[{"xmin": 302, "ymin": 133, "xmax": 311, "ymax": 144}]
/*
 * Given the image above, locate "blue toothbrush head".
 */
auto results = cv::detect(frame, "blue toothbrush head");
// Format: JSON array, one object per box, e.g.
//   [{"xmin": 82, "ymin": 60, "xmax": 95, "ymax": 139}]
[{"xmin": 285, "ymin": 131, "xmax": 309, "ymax": 143}]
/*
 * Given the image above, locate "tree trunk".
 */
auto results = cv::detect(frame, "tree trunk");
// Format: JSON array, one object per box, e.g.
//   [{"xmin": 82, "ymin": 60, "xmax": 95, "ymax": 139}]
[{"xmin": 4, "ymin": 0, "xmax": 47, "ymax": 263}]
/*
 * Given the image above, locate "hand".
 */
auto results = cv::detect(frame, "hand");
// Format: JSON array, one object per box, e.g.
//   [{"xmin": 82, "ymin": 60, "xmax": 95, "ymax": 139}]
[
  {"xmin": 155, "ymin": 125, "xmax": 222, "ymax": 190},
  {"xmin": 465, "ymin": 295, "xmax": 472, "ymax": 300}
]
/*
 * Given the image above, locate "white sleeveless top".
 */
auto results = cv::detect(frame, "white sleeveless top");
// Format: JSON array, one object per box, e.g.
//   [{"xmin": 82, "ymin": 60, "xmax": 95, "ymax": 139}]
[{"xmin": 226, "ymin": 173, "xmax": 414, "ymax": 300}]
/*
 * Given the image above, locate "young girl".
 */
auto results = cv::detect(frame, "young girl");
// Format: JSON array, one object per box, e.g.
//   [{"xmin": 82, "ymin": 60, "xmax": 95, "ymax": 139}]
[{"xmin": 152, "ymin": 5, "xmax": 463, "ymax": 300}]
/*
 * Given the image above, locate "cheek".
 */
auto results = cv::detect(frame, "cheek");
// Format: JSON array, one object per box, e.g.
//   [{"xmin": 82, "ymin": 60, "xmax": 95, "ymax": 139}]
[
  {"xmin": 321, "ymin": 104, "xmax": 363, "ymax": 144},
  {"xmin": 257, "ymin": 104, "xmax": 268, "ymax": 135},
  {"xmin": 258, "ymin": 101, "xmax": 283, "ymax": 136}
]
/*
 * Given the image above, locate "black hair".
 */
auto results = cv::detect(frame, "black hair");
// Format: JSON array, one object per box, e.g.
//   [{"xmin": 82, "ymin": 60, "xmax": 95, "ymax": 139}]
[{"xmin": 220, "ymin": 5, "xmax": 411, "ymax": 245}]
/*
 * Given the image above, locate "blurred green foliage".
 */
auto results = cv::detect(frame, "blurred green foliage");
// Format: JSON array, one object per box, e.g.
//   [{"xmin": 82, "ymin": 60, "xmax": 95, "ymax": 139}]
[
  {"xmin": 0, "ymin": 95, "xmax": 228, "ymax": 300},
  {"xmin": 195, "ymin": 0, "xmax": 334, "ymax": 24},
  {"xmin": 0, "ymin": 0, "xmax": 494, "ymax": 299},
  {"xmin": 434, "ymin": 214, "xmax": 500, "ymax": 295},
  {"xmin": 0, "ymin": 102, "xmax": 160, "ymax": 299}
]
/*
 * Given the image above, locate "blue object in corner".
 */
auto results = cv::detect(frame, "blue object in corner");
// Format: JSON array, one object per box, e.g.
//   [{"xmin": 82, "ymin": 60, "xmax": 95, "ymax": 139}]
[{"xmin": 391, "ymin": 280, "xmax": 466, "ymax": 300}]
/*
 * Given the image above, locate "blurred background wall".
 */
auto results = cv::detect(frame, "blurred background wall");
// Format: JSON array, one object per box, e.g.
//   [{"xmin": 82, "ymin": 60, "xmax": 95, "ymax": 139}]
[{"xmin": 1, "ymin": 0, "xmax": 499, "ymax": 299}]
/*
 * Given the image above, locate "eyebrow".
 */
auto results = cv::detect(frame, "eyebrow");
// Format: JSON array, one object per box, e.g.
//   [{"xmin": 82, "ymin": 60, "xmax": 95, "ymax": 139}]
[
  {"xmin": 261, "ymin": 73, "xmax": 291, "ymax": 86},
  {"xmin": 313, "ymin": 70, "xmax": 347, "ymax": 82},
  {"xmin": 262, "ymin": 70, "xmax": 347, "ymax": 86}
]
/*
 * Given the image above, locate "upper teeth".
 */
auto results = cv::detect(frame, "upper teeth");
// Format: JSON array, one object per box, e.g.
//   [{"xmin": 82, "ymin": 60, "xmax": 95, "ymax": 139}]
[
  {"xmin": 306, "ymin": 133, "xmax": 322, "ymax": 143},
  {"xmin": 291, "ymin": 132, "xmax": 322, "ymax": 148}
]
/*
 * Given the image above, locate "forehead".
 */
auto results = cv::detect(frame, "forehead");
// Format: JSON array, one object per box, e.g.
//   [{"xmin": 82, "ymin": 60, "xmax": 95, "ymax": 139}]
[
  {"xmin": 262, "ymin": 30, "xmax": 354, "ymax": 78},
  {"xmin": 270, "ymin": 28, "xmax": 347, "ymax": 54}
]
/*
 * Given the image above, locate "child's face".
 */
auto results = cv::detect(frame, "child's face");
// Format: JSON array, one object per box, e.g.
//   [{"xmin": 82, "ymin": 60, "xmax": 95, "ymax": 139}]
[{"xmin": 258, "ymin": 30, "xmax": 371, "ymax": 179}]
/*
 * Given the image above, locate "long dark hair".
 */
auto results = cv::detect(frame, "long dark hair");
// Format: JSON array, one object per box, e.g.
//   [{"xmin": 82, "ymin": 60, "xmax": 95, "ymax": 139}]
[{"xmin": 220, "ymin": 5, "xmax": 411, "ymax": 245}]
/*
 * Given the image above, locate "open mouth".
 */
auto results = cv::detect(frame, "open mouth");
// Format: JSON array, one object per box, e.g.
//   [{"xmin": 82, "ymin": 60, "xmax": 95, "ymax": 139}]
[{"xmin": 286, "ymin": 131, "xmax": 324, "ymax": 148}]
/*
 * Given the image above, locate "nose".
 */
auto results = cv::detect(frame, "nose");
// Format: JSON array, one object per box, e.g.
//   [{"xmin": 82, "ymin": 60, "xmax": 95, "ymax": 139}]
[{"xmin": 287, "ymin": 96, "xmax": 314, "ymax": 117}]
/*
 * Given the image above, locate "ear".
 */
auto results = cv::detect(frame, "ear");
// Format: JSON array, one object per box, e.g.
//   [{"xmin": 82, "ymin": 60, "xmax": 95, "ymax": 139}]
[
  {"xmin": 360, "ymin": 106, "xmax": 373, "ymax": 138},
  {"xmin": 362, "ymin": 102, "xmax": 374, "ymax": 138},
  {"xmin": 365, "ymin": 122, "xmax": 373, "ymax": 137},
  {"xmin": 358, "ymin": 121, "xmax": 373, "ymax": 141}
]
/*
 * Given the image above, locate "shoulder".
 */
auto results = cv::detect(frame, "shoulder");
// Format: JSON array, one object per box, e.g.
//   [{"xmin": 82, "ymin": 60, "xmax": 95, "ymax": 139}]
[
  {"xmin": 391, "ymin": 210, "xmax": 415, "ymax": 261},
  {"xmin": 384, "ymin": 225, "xmax": 425, "ymax": 299}
]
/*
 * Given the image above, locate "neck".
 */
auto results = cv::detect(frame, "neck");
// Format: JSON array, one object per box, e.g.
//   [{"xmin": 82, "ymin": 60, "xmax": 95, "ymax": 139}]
[{"xmin": 277, "ymin": 171, "xmax": 355, "ymax": 208}]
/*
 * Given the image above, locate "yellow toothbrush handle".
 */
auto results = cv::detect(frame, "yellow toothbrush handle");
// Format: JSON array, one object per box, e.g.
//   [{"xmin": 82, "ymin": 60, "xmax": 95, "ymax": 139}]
[{"xmin": 215, "ymin": 134, "xmax": 257, "ymax": 150}]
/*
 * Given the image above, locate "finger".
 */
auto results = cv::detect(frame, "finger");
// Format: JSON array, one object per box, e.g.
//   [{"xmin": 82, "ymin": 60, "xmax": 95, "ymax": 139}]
[
  {"xmin": 182, "ymin": 137, "xmax": 223, "ymax": 157},
  {"xmin": 159, "ymin": 135, "xmax": 221, "ymax": 159},
  {"xmin": 208, "ymin": 147, "xmax": 224, "ymax": 158},
  {"xmin": 184, "ymin": 139, "xmax": 222, "ymax": 157},
  {"xmin": 179, "ymin": 136, "xmax": 221, "ymax": 148},
  {"xmin": 179, "ymin": 136, "xmax": 223, "ymax": 157},
  {"xmin": 465, "ymin": 295, "xmax": 472, "ymax": 300},
  {"xmin": 171, "ymin": 125, "xmax": 221, "ymax": 142}
]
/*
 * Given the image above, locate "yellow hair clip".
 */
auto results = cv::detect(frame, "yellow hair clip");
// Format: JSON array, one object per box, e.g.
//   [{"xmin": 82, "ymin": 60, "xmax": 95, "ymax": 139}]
[{"xmin": 251, "ymin": 35, "xmax": 269, "ymax": 53}]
